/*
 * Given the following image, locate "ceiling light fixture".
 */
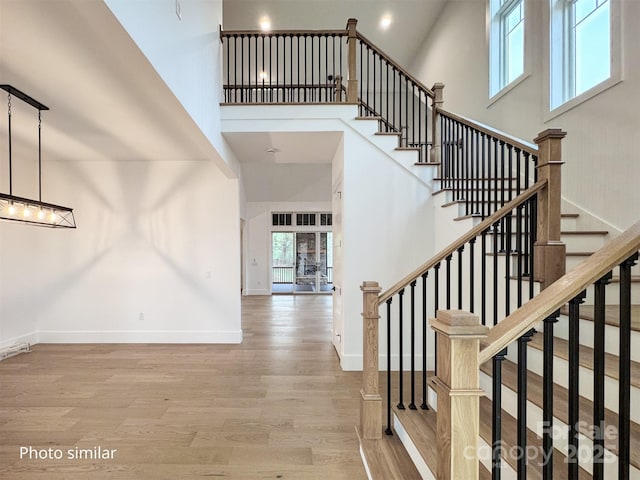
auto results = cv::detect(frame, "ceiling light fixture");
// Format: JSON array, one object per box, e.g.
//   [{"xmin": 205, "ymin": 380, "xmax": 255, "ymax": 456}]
[
  {"xmin": 0, "ymin": 85, "xmax": 76, "ymax": 228},
  {"xmin": 259, "ymin": 17, "xmax": 271, "ymax": 31},
  {"xmin": 380, "ymin": 15, "xmax": 392, "ymax": 30}
]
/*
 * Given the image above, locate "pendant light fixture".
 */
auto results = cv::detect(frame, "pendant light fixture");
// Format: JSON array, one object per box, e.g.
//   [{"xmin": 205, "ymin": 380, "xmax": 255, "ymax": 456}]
[{"xmin": 0, "ymin": 84, "xmax": 76, "ymax": 228}]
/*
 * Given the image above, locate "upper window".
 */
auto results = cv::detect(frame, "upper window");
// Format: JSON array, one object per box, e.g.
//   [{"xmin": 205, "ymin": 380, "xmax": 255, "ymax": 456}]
[
  {"xmin": 490, "ymin": 0, "xmax": 526, "ymax": 97},
  {"xmin": 550, "ymin": 0, "xmax": 612, "ymax": 110}
]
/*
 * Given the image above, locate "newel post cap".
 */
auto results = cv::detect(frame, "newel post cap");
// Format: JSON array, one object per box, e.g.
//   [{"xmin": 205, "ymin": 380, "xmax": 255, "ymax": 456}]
[
  {"xmin": 533, "ymin": 128, "xmax": 567, "ymax": 144},
  {"xmin": 361, "ymin": 281, "xmax": 382, "ymax": 293},
  {"xmin": 430, "ymin": 310, "xmax": 489, "ymax": 337}
]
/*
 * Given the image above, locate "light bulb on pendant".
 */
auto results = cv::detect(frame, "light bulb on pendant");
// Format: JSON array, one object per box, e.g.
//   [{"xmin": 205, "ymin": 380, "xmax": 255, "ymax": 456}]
[
  {"xmin": 49, "ymin": 211, "xmax": 57, "ymax": 223},
  {"xmin": 23, "ymin": 206, "xmax": 31, "ymax": 218},
  {"xmin": 37, "ymin": 209, "xmax": 45, "ymax": 220},
  {"xmin": 8, "ymin": 204, "xmax": 16, "ymax": 215}
]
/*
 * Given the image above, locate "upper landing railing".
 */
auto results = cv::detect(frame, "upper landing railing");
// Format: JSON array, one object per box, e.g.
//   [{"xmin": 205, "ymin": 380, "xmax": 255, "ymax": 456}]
[
  {"xmin": 220, "ymin": 19, "xmax": 437, "ymax": 163},
  {"xmin": 221, "ymin": 20, "xmax": 540, "ymax": 216}
]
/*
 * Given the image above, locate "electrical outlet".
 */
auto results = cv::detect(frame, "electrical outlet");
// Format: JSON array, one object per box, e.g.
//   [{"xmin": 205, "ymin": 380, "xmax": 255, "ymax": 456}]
[{"xmin": 176, "ymin": 0, "xmax": 182, "ymax": 20}]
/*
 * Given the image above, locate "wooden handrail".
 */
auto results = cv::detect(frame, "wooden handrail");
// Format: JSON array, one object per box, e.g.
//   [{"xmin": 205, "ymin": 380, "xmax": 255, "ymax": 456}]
[
  {"xmin": 355, "ymin": 31, "xmax": 435, "ymax": 99},
  {"xmin": 438, "ymin": 108, "xmax": 538, "ymax": 156},
  {"xmin": 479, "ymin": 220, "xmax": 640, "ymax": 363},
  {"xmin": 378, "ymin": 180, "xmax": 547, "ymax": 305},
  {"xmin": 220, "ymin": 29, "xmax": 347, "ymax": 38}
]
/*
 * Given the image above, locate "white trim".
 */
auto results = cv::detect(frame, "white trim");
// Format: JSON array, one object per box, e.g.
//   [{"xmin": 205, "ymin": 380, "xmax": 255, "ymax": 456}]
[
  {"xmin": 546, "ymin": 0, "xmax": 622, "ymax": 119},
  {"xmin": 35, "ymin": 329, "xmax": 243, "ymax": 344},
  {"xmin": 489, "ymin": 0, "xmax": 530, "ymax": 99},
  {"xmin": 244, "ymin": 288, "xmax": 271, "ymax": 296},
  {"xmin": 393, "ymin": 412, "xmax": 437, "ymax": 480},
  {"xmin": 359, "ymin": 444, "xmax": 374, "ymax": 480}
]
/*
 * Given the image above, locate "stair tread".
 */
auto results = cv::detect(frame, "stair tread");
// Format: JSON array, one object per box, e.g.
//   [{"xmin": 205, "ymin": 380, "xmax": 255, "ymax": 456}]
[
  {"xmin": 356, "ymin": 426, "xmax": 421, "ymax": 480},
  {"xmin": 393, "ymin": 402, "xmax": 497, "ymax": 479},
  {"xmin": 355, "ymin": 115, "xmax": 382, "ymax": 121},
  {"xmin": 393, "ymin": 406, "xmax": 439, "ymax": 475},
  {"xmin": 414, "ymin": 161, "xmax": 440, "ymax": 166},
  {"xmin": 480, "ymin": 358, "xmax": 640, "ymax": 469},
  {"xmin": 479, "ymin": 396, "xmax": 592, "ymax": 479},
  {"xmin": 559, "ymin": 304, "xmax": 640, "ymax": 331},
  {"xmin": 528, "ymin": 331, "xmax": 640, "ymax": 387},
  {"xmin": 375, "ymin": 131, "xmax": 400, "ymax": 136}
]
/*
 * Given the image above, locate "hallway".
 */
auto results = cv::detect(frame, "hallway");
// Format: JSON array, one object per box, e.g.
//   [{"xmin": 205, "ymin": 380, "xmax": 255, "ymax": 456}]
[{"xmin": 0, "ymin": 296, "xmax": 367, "ymax": 479}]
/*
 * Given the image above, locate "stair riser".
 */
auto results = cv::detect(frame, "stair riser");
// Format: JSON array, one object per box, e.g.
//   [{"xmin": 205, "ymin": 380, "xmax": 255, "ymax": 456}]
[
  {"xmin": 520, "ymin": 347, "xmax": 640, "ymax": 423},
  {"xmin": 562, "ymin": 233, "xmax": 609, "ymax": 251},
  {"xmin": 479, "ymin": 371, "xmax": 640, "ymax": 479},
  {"xmin": 554, "ymin": 317, "xmax": 640, "ymax": 362}
]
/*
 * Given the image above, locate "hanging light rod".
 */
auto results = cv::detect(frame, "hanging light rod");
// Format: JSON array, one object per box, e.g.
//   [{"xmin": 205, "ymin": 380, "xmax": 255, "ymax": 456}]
[
  {"xmin": 0, "ymin": 84, "xmax": 76, "ymax": 229},
  {"xmin": 0, "ymin": 85, "xmax": 49, "ymax": 111}
]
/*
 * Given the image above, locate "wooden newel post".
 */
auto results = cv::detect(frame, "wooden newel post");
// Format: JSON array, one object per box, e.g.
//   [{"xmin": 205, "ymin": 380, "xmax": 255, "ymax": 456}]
[
  {"xmin": 533, "ymin": 128, "xmax": 567, "ymax": 289},
  {"xmin": 360, "ymin": 281, "xmax": 382, "ymax": 439},
  {"xmin": 346, "ymin": 18, "xmax": 358, "ymax": 103},
  {"xmin": 431, "ymin": 83, "xmax": 445, "ymax": 165},
  {"xmin": 431, "ymin": 310, "xmax": 488, "ymax": 480}
]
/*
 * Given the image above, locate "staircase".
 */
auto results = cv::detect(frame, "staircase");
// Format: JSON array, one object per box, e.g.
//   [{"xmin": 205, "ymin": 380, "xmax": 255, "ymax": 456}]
[
  {"xmin": 359, "ymin": 193, "xmax": 640, "ymax": 480},
  {"xmin": 219, "ymin": 18, "xmax": 640, "ymax": 480}
]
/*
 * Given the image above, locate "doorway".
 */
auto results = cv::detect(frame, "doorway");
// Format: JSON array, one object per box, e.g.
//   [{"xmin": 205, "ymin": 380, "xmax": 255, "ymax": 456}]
[{"xmin": 272, "ymin": 232, "xmax": 333, "ymax": 294}]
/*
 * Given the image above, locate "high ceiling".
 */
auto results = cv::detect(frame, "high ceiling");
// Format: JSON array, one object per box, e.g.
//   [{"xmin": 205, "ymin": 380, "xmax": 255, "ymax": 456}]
[
  {"xmin": 222, "ymin": 0, "xmax": 447, "ymax": 68},
  {"xmin": 0, "ymin": 0, "xmax": 220, "ymax": 167}
]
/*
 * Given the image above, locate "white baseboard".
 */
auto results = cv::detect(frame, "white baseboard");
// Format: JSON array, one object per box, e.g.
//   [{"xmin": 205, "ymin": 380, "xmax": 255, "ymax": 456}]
[
  {"xmin": 340, "ymin": 353, "xmax": 436, "ymax": 372},
  {"xmin": 35, "ymin": 329, "xmax": 243, "ymax": 344},
  {"xmin": 244, "ymin": 289, "xmax": 272, "ymax": 296},
  {"xmin": 0, "ymin": 331, "xmax": 38, "ymax": 352}
]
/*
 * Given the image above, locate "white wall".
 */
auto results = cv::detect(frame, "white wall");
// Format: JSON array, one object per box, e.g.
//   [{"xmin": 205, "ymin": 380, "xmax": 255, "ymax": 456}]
[
  {"xmin": 339, "ymin": 125, "xmax": 436, "ymax": 370},
  {"xmin": 0, "ymin": 158, "xmax": 241, "ymax": 347},
  {"xmin": 410, "ymin": 0, "xmax": 640, "ymax": 232},
  {"xmin": 0, "ymin": 0, "xmax": 242, "ymax": 348},
  {"xmin": 105, "ymin": 0, "xmax": 240, "ymax": 178}
]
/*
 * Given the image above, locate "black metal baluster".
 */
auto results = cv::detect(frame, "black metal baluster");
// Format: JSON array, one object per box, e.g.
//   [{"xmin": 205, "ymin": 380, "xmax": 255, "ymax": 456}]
[
  {"xmin": 445, "ymin": 254, "xmax": 452, "ymax": 310},
  {"xmin": 499, "ymin": 141, "xmax": 506, "ymax": 251},
  {"xmin": 568, "ymin": 290, "xmax": 586, "ymax": 480},
  {"xmin": 593, "ymin": 272, "xmax": 612, "ymax": 479},
  {"xmin": 517, "ymin": 329, "xmax": 534, "ymax": 480},
  {"xmin": 481, "ymin": 133, "xmax": 487, "ymax": 218},
  {"xmin": 457, "ymin": 246, "xmax": 464, "ymax": 309},
  {"xmin": 507, "ymin": 145, "xmax": 513, "ymax": 202},
  {"xmin": 493, "ymin": 222, "xmax": 499, "ymax": 325},
  {"xmin": 409, "ymin": 280, "xmax": 417, "ymax": 410},
  {"xmin": 469, "ymin": 238, "xmax": 476, "ymax": 313},
  {"xmin": 619, "ymin": 253, "xmax": 638, "ymax": 479},
  {"xmin": 385, "ymin": 298, "xmax": 393, "ymax": 435},
  {"xmin": 241, "ymin": 34, "xmax": 245, "ymax": 102},
  {"xmin": 465, "ymin": 125, "xmax": 470, "ymax": 215},
  {"xmin": 494, "ymin": 137, "xmax": 499, "ymax": 215},
  {"xmin": 434, "ymin": 263, "xmax": 440, "ymax": 375},
  {"xmin": 505, "ymin": 212, "xmax": 512, "ymax": 318},
  {"xmin": 492, "ymin": 348, "xmax": 508, "ymax": 480},
  {"xmin": 542, "ymin": 311, "xmax": 560, "ymax": 480},
  {"xmin": 421, "ymin": 272, "xmax": 429, "ymax": 410},
  {"xmin": 516, "ymin": 204, "xmax": 523, "ymax": 307},
  {"xmin": 397, "ymin": 289, "xmax": 406, "ymax": 410},
  {"xmin": 475, "ymin": 130, "xmax": 480, "ymax": 215},
  {"xmin": 482, "ymin": 229, "xmax": 487, "ymax": 325}
]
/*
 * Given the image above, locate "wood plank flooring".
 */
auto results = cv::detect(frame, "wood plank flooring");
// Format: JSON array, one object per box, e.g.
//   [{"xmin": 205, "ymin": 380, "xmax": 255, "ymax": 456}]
[{"xmin": 0, "ymin": 295, "xmax": 367, "ymax": 480}]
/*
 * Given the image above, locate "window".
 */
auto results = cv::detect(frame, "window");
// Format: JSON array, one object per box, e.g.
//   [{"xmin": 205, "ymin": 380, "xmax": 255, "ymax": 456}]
[
  {"xmin": 272, "ymin": 213, "xmax": 292, "ymax": 226},
  {"xmin": 490, "ymin": 0, "xmax": 526, "ymax": 97},
  {"xmin": 320, "ymin": 213, "xmax": 332, "ymax": 226},
  {"xmin": 296, "ymin": 213, "xmax": 316, "ymax": 226},
  {"xmin": 550, "ymin": 0, "xmax": 613, "ymax": 110}
]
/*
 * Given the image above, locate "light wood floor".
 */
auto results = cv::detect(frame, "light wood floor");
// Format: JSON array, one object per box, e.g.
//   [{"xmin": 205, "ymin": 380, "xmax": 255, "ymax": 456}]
[{"xmin": 0, "ymin": 295, "xmax": 367, "ymax": 479}]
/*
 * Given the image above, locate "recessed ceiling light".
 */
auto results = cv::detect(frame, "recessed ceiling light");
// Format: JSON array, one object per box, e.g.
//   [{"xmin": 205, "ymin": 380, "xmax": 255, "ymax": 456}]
[
  {"xmin": 259, "ymin": 17, "xmax": 271, "ymax": 31},
  {"xmin": 380, "ymin": 15, "xmax": 392, "ymax": 30}
]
